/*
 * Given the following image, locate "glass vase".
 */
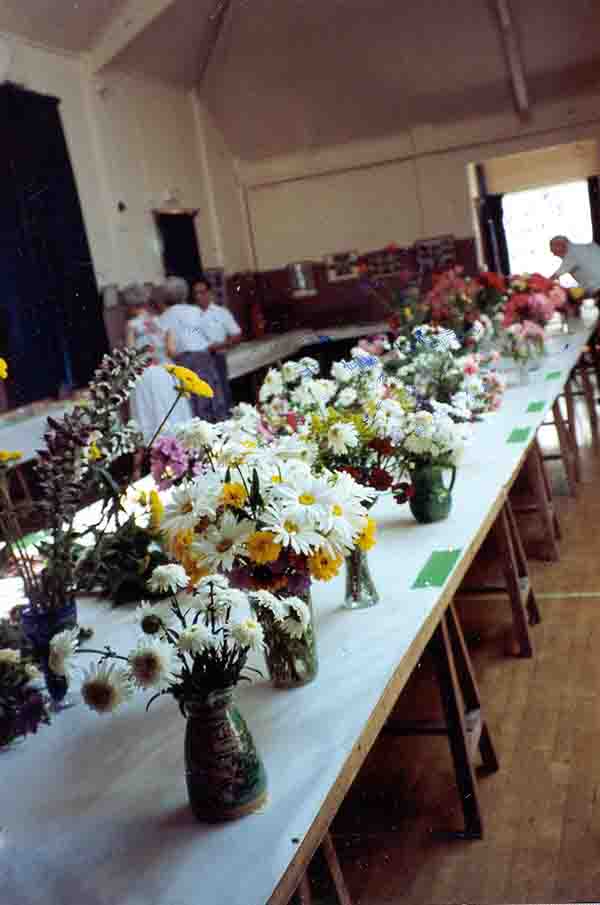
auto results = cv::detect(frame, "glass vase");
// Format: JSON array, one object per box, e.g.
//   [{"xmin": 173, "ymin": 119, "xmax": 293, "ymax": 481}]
[
  {"xmin": 255, "ymin": 589, "xmax": 318, "ymax": 688},
  {"xmin": 20, "ymin": 598, "xmax": 78, "ymax": 711},
  {"xmin": 344, "ymin": 547, "xmax": 379, "ymax": 610},
  {"xmin": 409, "ymin": 465, "xmax": 456, "ymax": 524},
  {"xmin": 183, "ymin": 688, "xmax": 267, "ymax": 822}
]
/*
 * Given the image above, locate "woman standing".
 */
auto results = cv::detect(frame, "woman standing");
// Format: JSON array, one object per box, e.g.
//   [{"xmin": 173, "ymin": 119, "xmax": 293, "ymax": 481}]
[
  {"xmin": 192, "ymin": 277, "xmax": 241, "ymax": 415},
  {"xmin": 124, "ymin": 283, "xmax": 193, "ymax": 475}
]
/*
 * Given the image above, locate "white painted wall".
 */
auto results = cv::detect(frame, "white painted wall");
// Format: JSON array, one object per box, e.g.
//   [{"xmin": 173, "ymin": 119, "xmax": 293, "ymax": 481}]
[
  {"xmin": 240, "ymin": 90, "xmax": 600, "ymax": 270},
  {"xmin": 3, "ymin": 33, "xmax": 237, "ymax": 285}
]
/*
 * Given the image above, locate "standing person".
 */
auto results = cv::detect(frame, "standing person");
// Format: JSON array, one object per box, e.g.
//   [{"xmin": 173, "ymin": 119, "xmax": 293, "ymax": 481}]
[
  {"xmin": 123, "ymin": 283, "xmax": 193, "ymax": 477},
  {"xmin": 192, "ymin": 277, "xmax": 242, "ymax": 415},
  {"xmin": 549, "ymin": 235, "xmax": 600, "ymax": 294},
  {"xmin": 158, "ymin": 276, "xmax": 226, "ymax": 421}
]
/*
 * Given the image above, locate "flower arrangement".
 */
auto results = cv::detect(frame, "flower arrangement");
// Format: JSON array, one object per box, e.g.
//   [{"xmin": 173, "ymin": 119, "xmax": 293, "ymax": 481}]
[
  {"xmin": 499, "ymin": 320, "xmax": 546, "ymax": 364},
  {"xmin": 0, "ymin": 648, "xmax": 49, "ymax": 748},
  {"xmin": 423, "ymin": 267, "xmax": 489, "ymax": 347},
  {"xmin": 501, "ymin": 273, "xmax": 566, "ymax": 328}
]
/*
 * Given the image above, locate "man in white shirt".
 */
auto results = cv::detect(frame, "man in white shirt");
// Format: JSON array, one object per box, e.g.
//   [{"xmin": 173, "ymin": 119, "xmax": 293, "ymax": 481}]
[
  {"xmin": 549, "ymin": 235, "xmax": 600, "ymax": 293},
  {"xmin": 192, "ymin": 278, "xmax": 242, "ymax": 413}
]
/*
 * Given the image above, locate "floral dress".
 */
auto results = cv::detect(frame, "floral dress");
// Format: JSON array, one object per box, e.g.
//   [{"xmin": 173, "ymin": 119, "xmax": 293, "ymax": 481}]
[{"xmin": 128, "ymin": 313, "xmax": 192, "ymax": 445}]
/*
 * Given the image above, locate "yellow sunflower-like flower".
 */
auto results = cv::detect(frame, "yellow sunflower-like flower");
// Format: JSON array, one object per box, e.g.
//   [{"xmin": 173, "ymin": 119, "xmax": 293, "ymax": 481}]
[
  {"xmin": 0, "ymin": 450, "xmax": 22, "ymax": 463},
  {"xmin": 0, "ymin": 358, "xmax": 7, "ymax": 380},
  {"xmin": 308, "ymin": 548, "xmax": 344, "ymax": 581},
  {"xmin": 246, "ymin": 531, "xmax": 282, "ymax": 564},
  {"xmin": 149, "ymin": 490, "xmax": 164, "ymax": 533},
  {"xmin": 220, "ymin": 482, "xmax": 248, "ymax": 509},
  {"xmin": 88, "ymin": 441, "xmax": 103, "ymax": 461},
  {"xmin": 356, "ymin": 517, "xmax": 377, "ymax": 552},
  {"xmin": 165, "ymin": 364, "xmax": 213, "ymax": 399}
]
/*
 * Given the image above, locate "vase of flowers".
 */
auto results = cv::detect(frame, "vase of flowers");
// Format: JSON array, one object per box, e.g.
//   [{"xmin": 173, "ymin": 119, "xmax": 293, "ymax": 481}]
[
  {"xmin": 0, "ymin": 648, "xmax": 49, "ymax": 750},
  {"xmin": 20, "ymin": 597, "xmax": 78, "ymax": 709},
  {"xmin": 249, "ymin": 588, "xmax": 317, "ymax": 687},
  {"xmin": 344, "ymin": 545, "xmax": 379, "ymax": 610},
  {"xmin": 57, "ymin": 567, "xmax": 268, "ymax": 822},
  {"xmin": 500, "ymin": 321, "xmax": 545, "ymax": 385},
  {"xmin": 396, "ymin": 408, "xmax": 464, "ymax": 524}
]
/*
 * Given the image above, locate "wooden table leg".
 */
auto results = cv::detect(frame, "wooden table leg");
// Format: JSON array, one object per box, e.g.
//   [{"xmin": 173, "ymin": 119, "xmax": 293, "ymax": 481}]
[
  {"xmin": 491, "ymin": 505, "xmax": 535, "ymax": 657},
  {"xmin": 551, "ymin": 399, "xmax": 578, "ymax": 495},
  {"xmin": 563, "ymin": 379, "xmax": 582, "ymax": 483},
  {"xmin": 580, "ymin": 361, "xmax": 599, "ymax": 445},
  {"xmin": 294, "ymin": 833, "xmax": 353, "ymax": 905},
  {"xmin": 505, "ymin": 499, "xmax": 541, "ymax": 626}
]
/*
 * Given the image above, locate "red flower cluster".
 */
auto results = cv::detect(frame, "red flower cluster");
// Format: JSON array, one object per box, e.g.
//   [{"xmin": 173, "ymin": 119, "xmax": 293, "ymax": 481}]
[{"xmin": 392, "ymin": 482, "xmax": 415, "ymax": 504}]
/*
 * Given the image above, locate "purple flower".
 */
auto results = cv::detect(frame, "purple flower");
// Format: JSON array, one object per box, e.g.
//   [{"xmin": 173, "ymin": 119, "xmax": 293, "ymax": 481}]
[{"xmin": 150, "ymin": 436, "xmax": 189, "ymax": 490}]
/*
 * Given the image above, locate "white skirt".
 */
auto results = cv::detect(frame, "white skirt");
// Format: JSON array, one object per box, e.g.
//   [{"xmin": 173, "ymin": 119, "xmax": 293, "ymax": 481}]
[{"xmin": 130, "ymin": 365, "xmax": 193, "ymax": 445}]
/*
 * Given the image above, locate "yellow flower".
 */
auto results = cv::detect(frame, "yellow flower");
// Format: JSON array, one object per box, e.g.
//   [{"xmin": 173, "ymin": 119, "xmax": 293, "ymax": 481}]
[
  {"xmin": 170, "ymin": 528, "xmax": 194, "ymax": 561},
  {"xmin": 149, "ymin": 490, "xmax": 164, "ymax": 533},
  {"xmin": 308, "ymin": 548, "xmax": 344, "ymax": 581},
  {"xmin": 403, "ymin": 306, "xmax": 413, "ymax": 320},
  {"xmin": 165, "ymin": 364, "xmax": 213, "ymax": 399},
  {"xmin": 356, "ymin": 517, "xmax": 377, "ymax": 552},
  {"xmin": 570, "ymin": 287, "xmax": 585, "ymax": 300},
  {"xmin": 0, "ymin": 450, "xmax": 22, "ymax": 463},
  {"xmin": 183, "ymin": 551, "xmax": 210, "ymax": 585},
  {"xmin": 220, "ymin": 482, "xmax": 248, "ymax": 509},
  {"xmin": 246, "ymin": 531, "xmax": 282, "ymax": 564},
  {"xmin": 271, "ymin": 474, "xmax": 282, "ymax": 484},
  {"xmin": 88, "ymin": 441, "xmax": 103, "ymax": 461},
  {"xmin": 0, "ymin": 358, "xmax": 7, "ymax": 380}
]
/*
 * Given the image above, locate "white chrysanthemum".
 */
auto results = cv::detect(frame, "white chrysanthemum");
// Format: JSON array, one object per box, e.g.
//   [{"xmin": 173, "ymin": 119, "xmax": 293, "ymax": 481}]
[
  {"xmin": 282, "ymin": 597, "xmax": 311, "ymax": 639},
  {"xmin": 192, "ymin": 512, "xmax": 255, "ymax": 571},
  {"xmin": 0, "ymin": 648, "xmax": 21, "ymax": 665},
  {"xmin": 230, "ymin": 617, "xmax": 264, "ymax": 651},
  {"xmin": 298, "ymin": 356, "xmax": 319, "ymax": 376},
  {"xmin": 250, "ymin": 589, "xmax": 288, "ymax": 620},
  {"xmin": 134, "ymin": 601, "xmax": 173, "ymax": 636},
  {"xmin": 331, "ymin": 360, "xmax": 353, "ymax": 384},
  {"xmin": 194, "ymin": 573, "xmax": 230, "ymax": 593},
  {"xmin": 270, "ymin": 435, "xmax": 314, "ymax": 462},
  {"xmin": 337, "ymin": 387, "xmax": 357, "ymax": 407},
  {"xmin": 81, "ymin": 662, "xmax": 134, "ymax": 714},
  {"xmin": 177, "ymin": 624, "xmax": 214, "ymax": 654},
  {"xmin": 48, "ymin": 628, "xmax": 79, "ymax": 677},
  {"xmin": 290, "ymin": 383, "xmax": 314, "ymax": 409},
  {"xmin": 327, "ymin": 421, "xmax": 359, "ymax": 454},
  {"xmin": 162, "ymin": 483, "xmax": 211, "ymax": 536},
  {"xmin": 309, "ymin": 379, "xmax": 337, "ymax": 406},
  {"xmin": 127, "ymin": 638, "xmax": 174, "ymax": 689},
  {"xmin": 259, "ymin": 368, "xmax": 284, "ymax": 402},
  {"xmin": 175, "ymin": 418, "xmax": 218, "ymax": 450},
  {"xmin": 148, "ymin": 563, "xmax": 189, "ymax": 594},
  {"xmin": 281, "ymin": 361, "xmax": 305, "ymax": 384}
]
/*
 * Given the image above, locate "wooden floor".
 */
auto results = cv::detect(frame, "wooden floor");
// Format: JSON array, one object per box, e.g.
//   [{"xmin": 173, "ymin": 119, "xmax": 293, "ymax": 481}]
[{"xmin": 307, "ymin": 402, "xmax": 600, "ymax": 904}]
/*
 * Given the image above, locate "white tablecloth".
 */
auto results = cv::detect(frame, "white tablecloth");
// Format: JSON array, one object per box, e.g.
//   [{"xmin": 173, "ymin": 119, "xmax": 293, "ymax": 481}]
[{"xmin": 0, "ymin": 324, "xmax": 592, "ymax": 905}]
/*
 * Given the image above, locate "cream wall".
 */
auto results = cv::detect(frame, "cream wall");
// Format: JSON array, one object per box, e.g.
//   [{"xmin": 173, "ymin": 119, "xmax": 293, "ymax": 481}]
[
  {"xmin": 3, "ymin": 33, "xmax": 235, "ymax": 285},
  {"xmin": 241, "ymin": 90, "xmax": 600, "ymax": 270}
]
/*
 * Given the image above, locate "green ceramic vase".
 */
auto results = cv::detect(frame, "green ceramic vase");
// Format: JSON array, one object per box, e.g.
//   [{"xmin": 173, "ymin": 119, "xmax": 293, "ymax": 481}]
[
  {"xmin": 184, "ymin": 688, "xmax": 267, "ymax": 822},
  {"xmin": 409, "ymin": 465, "xmax": 456, "ymax": 524}
]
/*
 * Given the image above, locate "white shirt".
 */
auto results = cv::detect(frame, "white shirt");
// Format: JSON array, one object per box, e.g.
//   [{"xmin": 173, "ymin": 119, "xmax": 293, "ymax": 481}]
[
  {"xmin": 554, "ymin": 242, "xmax": 600, "ymax": 291},
  {"xmin": 198, "ymin": 303, "xmax": 241, "ymax": 345},
  {"xmin": 157, "ymin": 304, "xmax": 209, "ymax": 354}
]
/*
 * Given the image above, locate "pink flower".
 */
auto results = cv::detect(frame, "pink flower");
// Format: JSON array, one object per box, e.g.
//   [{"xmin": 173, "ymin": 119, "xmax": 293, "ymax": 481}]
[{"xmin": 463, "ymin": 355, "xmax": 479, "ymax": 376}]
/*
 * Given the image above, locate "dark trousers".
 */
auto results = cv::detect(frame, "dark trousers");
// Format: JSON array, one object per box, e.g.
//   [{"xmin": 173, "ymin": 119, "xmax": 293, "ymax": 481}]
[
  {"xmin": 175, "ymin": 351, "xmax": 228, "ymax": 422},
  {"xmin": 213, "ymin": 351, "xmax": 233, "ymax": 415}
]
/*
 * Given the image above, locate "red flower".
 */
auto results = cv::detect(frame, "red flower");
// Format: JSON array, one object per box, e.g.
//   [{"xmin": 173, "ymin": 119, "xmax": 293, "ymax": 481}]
[
  {"xmin": 392, "ymin": 481, "xmax": 415, "ymax": 504},
  {"xmin": 369, "ymin": 438, "xmax": 394, "ymax": 456},
  {"xmin": 385, "ymin": 242, "xmax": 399, "ymax": 252},
  {"xmin": 340, "ymin": 465, "xmax": 363, "ymax": 482},
  {"xmin": 528, "ymin": 273, "xmax": 553, "ymax": 293},
  {"xmin": 286, "ymin": 412, "xmax": 299, "ymax": 431},
  {"xmin": 480, "ymin": 271, "xmax": 506, "ymax": 291},
  {"xmin": 368, "ymin": 468, "xmax": 394, "ymax": 491}
]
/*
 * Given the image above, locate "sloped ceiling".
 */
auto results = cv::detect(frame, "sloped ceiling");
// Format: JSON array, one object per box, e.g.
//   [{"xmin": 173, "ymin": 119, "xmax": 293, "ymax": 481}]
[
  {"xmin": 3, "ymin": 0, "xmax": 600, "ymax": 161},
  {"xmin": 0, "ymin": 0, "xmax": 126, "ymax": 52}
]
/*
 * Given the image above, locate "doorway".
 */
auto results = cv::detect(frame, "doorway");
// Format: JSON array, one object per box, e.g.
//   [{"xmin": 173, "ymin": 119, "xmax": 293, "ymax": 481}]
[{"xmin": 503, "ymin": 180, "xmax": 593, "ymax": 283}]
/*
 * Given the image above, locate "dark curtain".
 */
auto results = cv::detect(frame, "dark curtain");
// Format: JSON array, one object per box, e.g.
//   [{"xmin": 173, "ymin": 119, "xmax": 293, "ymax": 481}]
[
  {"xmin": 155, "ymin": 212, "xmax": 203, "ymax": 286},
  {"xmin": 478, "ymin": 194, "xmax": 510, "ymax": 275},
  {"xmin": 0, "ymin": 83, "xmax": 107, "ymax": 407},
  {"xmin": 588, "ymin": 177, "xmax": 600, "ymax": 245}
]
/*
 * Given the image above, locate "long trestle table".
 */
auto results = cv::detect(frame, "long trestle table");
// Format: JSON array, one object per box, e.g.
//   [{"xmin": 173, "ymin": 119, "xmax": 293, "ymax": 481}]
[{"xmin": 0, "ymin": 324, "xmax": 593, "ymax": 905}]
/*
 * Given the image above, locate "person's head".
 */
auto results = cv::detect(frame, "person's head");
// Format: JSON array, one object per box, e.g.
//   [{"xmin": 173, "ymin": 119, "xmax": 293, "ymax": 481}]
[
  {"xmin": 122, "ymin": 283, "xmax": 152, "ymax": 320},
  {"xmin": 150, "ymin": 282, "xmax": 169, "ymax": 315},
  {"xmin": 192, "ymin": 277, "xmax": 213, "ymax": 311},
  {"xmin": 550, "ymin": 235, "xmax": 569, "ymax": 258},
  {"xmin": 163, "ymin": 276, "xmax": 190, "ymax": 306}
]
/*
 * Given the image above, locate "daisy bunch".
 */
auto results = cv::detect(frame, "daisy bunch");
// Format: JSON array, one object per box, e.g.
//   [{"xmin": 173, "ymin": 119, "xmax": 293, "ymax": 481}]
[
  {"xmin": 394, "ymin": 406, "xmax": 466, "ymax": 477},
  {"xmin": 248, "ymin": 588, "xmax": 316, "ymax": 686},
  {"xmin": 64, "ymin": 570, "xmax": 261, "ymax": 715},
  {"xmin": 499, "ymin": 320, "xmax": 546, "ymax": 364},
  {"xmin": 0, "ymin": 647, "xmax": 50, "ymax": 747}
]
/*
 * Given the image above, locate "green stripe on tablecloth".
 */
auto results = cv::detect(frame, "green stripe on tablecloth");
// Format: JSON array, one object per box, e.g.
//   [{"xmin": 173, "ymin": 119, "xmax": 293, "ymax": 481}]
[
  {"xmin": 545, "ymin": 370, "xmax": 562, "ymax": 380},
  {"xmin": 526, "ymin": 401, "xmax": 545, "ymax": 413},
  {"xmin": 507, "ymin": 427, "xmax": 531, "ymax": 443},
  {"xmin": 412, "ymin": 549, "xmax": 462, "ymax": 589}
]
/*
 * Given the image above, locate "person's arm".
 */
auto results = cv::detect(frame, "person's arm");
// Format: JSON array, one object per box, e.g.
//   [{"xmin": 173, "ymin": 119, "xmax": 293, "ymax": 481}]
[
  {"xmin": 550, "ymin": 255, "xmax": 574, "ymax": 280},
  {"xmin": 165, "ymin": 329, "xmax": 177, "ymax": 360}
]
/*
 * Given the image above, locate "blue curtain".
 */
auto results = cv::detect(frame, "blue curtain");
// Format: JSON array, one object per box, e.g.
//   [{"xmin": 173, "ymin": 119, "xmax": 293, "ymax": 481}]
[{"xmin": 0, "ymin": 83, "xmax": 107, "ymax": 406}]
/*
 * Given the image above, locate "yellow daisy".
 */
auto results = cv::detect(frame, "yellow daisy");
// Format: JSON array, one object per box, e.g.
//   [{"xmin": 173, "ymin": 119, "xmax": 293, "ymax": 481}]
[
  {"xmin": 149, "ymin": 490, "xmax": 164, "ymax": 533},
  {"xmin": 0, "ymin": 358, "xmax": 7, "ymax": 380},
  {"xmin": 220, "ymin": 482, "xmax": 248, "ymax": 509},
  {"xmin": 356, "ymin": 517, "xmax": 377, "ymax": 552},
  {"xmin": 0, "ymin": 450, "xmax": 22, "ymax": 463},
  {"xmin": 165, "ymin": 364, "xmax": 213, "ymax": 399},
  {"xmin": 308, "ymin": 548, "xmax": 344, "ymax": 581},
  {"xmin": 246, "ymin": 531, "xmax": 282, "ymax": 565}
]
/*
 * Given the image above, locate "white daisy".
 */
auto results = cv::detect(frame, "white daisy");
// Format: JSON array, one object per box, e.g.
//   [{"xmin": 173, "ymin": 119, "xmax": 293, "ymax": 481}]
[
  {"xmin": 81, "ymin": 662, "xmax": 134, "ymax": 714},
  {"xmin": 283, "ymin": 597, "xmax": 311, "ymax": 639},
  {"xmin": 134, "ymin": 601, "xmax": 173, "ymax": 637},
  {"xmin": 230, "ymin": 617, "xmax": 264, "ymax": 651},
  {"xmin": 281, "ymin": 361, "xmax": 305, "ymax": 384},
  {"xmin": 327, "ymin": 422, "xmax": 359, "ymax": 454},
  {"xmin": 276, "ymin": 474, "xmax": 335, "ymax": 525},
  {"xmin": 337, "ymin": 387, "xmax": 357, "ymax": 407},
  {"xmin": 175, "ymin": 418, "xmax": 218, "ymax": 450},
  {"xmin": 261, "ymin": 507, "xmax": 324, "ymax": 555},
  {"xmin": 177, "ymin": 624, "xmax": 214, "ymax": 654},
  {"xmin": 331, "ymin": 361, "xmax": 352, "ymax": 384},
  {"xmin": 127, "ymin": 639, "xmax": 174, "ymax": 689},
  {"xmin": 48, "ymin": 628, "xmax": 79, "ymax": 678},
  {"xmin": 192, "ymin": 512, "xmax": 255, "ymax": 572},
  {"xmin": 259, "ymin": 368, "xmax": 284, "ymax": 402},
  {"xmin": 161, "ymin": 482, "xmax": 218, "ymax": 537},
  {"xmin": 148, "ymin": 563, "xmax": 189, "ymax": 594}
]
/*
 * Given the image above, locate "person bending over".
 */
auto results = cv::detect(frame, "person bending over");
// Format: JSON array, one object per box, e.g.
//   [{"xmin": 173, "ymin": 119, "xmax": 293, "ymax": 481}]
[{"xmin": 549, "ymin": 235, "xmax": 600, "ymax": 295}]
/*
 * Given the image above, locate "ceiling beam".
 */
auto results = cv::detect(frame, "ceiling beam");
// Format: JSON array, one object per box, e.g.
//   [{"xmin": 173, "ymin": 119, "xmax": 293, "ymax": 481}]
[
  {"xmin": 88, "ymin": 0, "xmax": 179, "ymax": 74},
  {"xmin": 495, "ymin": 0, "xmax": 530, "ymax": 115}
]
